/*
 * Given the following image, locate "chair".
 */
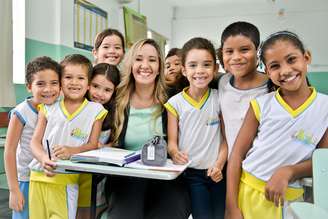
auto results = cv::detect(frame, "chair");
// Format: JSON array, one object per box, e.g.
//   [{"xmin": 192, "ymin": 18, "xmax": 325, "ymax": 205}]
[{"xmin": 290, "ymin": 148, "xmax": 328, "ymax": 219}]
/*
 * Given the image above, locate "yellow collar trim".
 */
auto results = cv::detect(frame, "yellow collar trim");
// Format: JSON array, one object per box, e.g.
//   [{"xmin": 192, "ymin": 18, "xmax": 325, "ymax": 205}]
[
  {"xmin": 182, "ymin": 87, "xmax": 210, "ymax": 109},
  {"xmin": 60, "ymin": 98, "xmax": 89, "ymax": 121},
  {"xmin": 275, "ymin": 87, "xmax": 317, "ymax": 118}
]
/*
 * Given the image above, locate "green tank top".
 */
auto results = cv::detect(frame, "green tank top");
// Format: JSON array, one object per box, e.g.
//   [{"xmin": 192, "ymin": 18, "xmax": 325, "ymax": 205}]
[{"xmin": 124, "ymin": 105, "xmax": 163, "ymax": 151}]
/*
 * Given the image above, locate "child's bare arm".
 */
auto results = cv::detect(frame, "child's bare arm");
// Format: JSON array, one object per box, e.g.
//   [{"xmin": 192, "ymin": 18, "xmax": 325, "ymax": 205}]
[
  {"xmin": 31, "ymin": 112, "xmax": 56, "ymax": 176},
  {"xmin": 208, "ymin": 114, "xmax": 228, "ymax": 182},
  {"xmin": 53, "ymin": 118, "xmax": 103, "ymax": 159},
  {"xmin": 265, "ymin": 128, "xmax": 328, "ymax": 207},
  {"xmin": 4, "ymin": 114, "xmax": 25, "ymax": 211},
  {"xmin": 226, "ymin": 106, "xmax": 259, "ymax": 219},
  {"xmin": 167, "ymin": 111, "xmax": 188, "ymax": 164}
]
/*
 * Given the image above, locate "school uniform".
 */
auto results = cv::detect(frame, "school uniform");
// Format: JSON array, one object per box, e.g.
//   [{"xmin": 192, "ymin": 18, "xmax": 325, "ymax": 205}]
[
  {"xmin": 218, "ymin": 73, "xmax": 268, "ymax": 157},
  {"xmin": 240, "ymin": 88, "xmax": 328, "ymax": 219},
  {"xmin": 10, "ymin": 97, "xmax": 38, "ymax": 219},
  {"xmin": 29, "ymin": 98, "xmax": 107, "ymax": 219},
  {"xmin": 165, "ymin": 88, "xmax": 225, "ymax": 219}
]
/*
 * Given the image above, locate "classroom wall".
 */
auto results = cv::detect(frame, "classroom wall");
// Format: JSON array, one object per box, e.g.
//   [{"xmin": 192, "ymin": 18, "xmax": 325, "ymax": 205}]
[
  {"xmin": 13, "ymin": 0, "xmax": 174, "ymax": 102},
  {"xmin": 171, "ymin": 0, "xmax": 328, "ymax": 73}
]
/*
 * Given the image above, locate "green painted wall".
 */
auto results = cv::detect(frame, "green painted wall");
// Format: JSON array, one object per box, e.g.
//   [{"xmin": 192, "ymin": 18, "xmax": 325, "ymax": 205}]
[
  {"xmin": 308, "ymin": 72, "xmax": 328, "ymax": 94},
  {"xmin": 26, "ymin": 38, "xmax": 93, "ymax": 63},
  {"xmin": 14, "ymin": 38, "xmax": 94, "ymax": 103}
]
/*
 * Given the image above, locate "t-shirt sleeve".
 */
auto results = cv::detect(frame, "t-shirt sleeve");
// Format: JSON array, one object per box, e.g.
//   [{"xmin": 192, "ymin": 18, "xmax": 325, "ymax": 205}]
[
  {"xmin": 250, "ymin": 99, "xmax": 261, "ymax": 122},
  {"xmin": 164, "ymin": 96, "xmax": 179, "ymax": 118}
]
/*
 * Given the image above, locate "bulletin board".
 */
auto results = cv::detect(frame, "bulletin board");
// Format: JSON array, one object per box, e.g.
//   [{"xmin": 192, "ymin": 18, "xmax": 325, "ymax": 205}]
[
  {"xmin": 74, "ymin": 0, "xmax": 108, "ymax": 51},
  {"xmin": 148, "ymin": 29, "xmax": 167, "ymax": 55},
  {"xmin": 123, "ymin": 6, "xmax": 147, "ymax": 48}
]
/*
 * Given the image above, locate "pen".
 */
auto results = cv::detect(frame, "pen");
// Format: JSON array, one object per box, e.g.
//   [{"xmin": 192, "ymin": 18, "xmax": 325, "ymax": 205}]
[
  {"xmin": 46, "ymin": 140, "xmax": 52, "ymax": 160},
  {"xmin": 124, "ymin": 152, "xmax": 136, "ymax": 158}
]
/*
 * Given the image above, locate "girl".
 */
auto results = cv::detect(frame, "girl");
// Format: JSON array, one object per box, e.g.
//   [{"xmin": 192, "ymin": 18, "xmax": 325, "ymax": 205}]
[
  {"xmin": 4, "ymin": 56, "xmax": 61, "ymax": 219},
  {"xmin": 92, "ymin": 28, "xmax": 125, "ymax": 66},
  {"xmin": 226, "ymin": 31, "xmax": 328, "ymax": 219},
  {"xmin": 87, "ymin": 63, "xmax": 120, "ymax": 146},
  {"xmin": 108, "ymin": 39, "xmax": 190, "ymax": 219},
  {"xmin": 165, "ymin": 37, "xmax": 227, "ymax": 219},
  {"xmin": 85, "ymin": 63, "xmax": 120, "ymax": 218},
  {"xmin": 218, "ymin": 21, "xmax": 269, "ymax": 157}
]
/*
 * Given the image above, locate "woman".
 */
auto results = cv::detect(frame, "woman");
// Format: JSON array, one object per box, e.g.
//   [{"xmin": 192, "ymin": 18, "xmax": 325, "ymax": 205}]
[{"xmin": 107, "ymin": 39, "xmax": 190, "ymax": 219}]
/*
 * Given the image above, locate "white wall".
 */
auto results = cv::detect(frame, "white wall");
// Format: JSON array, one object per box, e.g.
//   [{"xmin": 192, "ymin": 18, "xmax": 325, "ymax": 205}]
[
  {"xmin": 172, "ymin": 0, "xmax": 328, "ymax": 71},
  {"xmin": 26, "ymin": 0, "xmax": 173, "ymax": 48}
]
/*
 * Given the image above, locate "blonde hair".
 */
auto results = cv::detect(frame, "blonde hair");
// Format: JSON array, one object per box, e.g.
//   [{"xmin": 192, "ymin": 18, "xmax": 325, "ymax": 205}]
[{"xmin": 113, "ymin": 39, "xmax": 168, "ymax": 144}]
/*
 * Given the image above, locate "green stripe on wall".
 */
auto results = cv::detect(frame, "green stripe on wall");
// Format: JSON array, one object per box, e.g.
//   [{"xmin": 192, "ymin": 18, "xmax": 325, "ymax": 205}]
[
  {"xmin": 308, "ymin": 72, "xmax": 328, "ymax": 94},
  {"xmin": 26, "ymin": 38, "xmax": 93, "ymax": 63},
  {"xmin": 15, "ymin": 38, "xmax": 95, "ymax": 103}
]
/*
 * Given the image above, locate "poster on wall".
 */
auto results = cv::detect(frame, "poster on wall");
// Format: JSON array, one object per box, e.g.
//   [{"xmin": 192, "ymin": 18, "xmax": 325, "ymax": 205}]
[
  {"xmin": 123, "ymin": 6, "xmax": 147, "ymax": 48},
  {"xmin": 74, "ymin": 0, "xmax": 108, "ymax": 51},
  {"xmin": 148, "ymin": 29, "xmax": 167, "ymax": 56}
]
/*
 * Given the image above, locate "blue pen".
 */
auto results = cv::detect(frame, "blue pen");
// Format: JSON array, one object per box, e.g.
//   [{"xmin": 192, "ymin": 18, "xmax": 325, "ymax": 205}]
[
  {"xmin": 46, "ymin": 140, "xmax": 52, "ymax": 160},
  {"xmin": 124, "ymin": 152, "xmax": 136, "ymax": 158}
]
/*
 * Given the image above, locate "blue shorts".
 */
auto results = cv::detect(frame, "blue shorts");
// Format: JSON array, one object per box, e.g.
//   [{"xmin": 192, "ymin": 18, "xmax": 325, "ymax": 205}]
[{"xmin": 12, "ymin": 181, "xmax": 29, "ymax": 219}]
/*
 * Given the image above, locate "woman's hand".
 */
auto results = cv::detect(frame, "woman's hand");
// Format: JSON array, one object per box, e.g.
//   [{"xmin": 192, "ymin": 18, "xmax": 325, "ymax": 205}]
[
  {"xmin": 265, "ymin": 166, "xmax": 293, "ymax": 207},
  {"xmin": 171, "ymin": 149, "xmax": 189, "ymax": 164}
]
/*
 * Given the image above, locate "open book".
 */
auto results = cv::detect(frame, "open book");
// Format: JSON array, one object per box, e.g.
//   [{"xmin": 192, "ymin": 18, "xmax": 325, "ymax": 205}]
[{"xmin": 70, "ymin": 147, "xmax": 141, "ymax": 167}]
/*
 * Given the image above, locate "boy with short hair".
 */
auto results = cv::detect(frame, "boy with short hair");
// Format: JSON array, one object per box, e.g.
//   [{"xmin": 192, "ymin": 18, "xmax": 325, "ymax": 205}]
[
  {"xmin": 4, "ymin": 56, "xmax": 61, "ymax": 219},
  {"xmin": 29, "ymin": 54, "xmax": 107, "ymax": 219}
]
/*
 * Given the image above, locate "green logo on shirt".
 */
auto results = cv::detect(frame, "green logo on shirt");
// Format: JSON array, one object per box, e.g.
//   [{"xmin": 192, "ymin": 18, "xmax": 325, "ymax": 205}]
[{"xmin": 71, "ymin": 128, "xmax": 88, "ymax": 141}]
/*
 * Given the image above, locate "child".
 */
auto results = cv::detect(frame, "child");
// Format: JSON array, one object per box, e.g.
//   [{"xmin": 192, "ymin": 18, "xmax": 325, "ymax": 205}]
[
  {"xmin": 4, "ymin": 56, "xmax": 61, "ymax": 219},
  {"xmin": 164, "ymin": 37, "xmax": 228, "ymax": 219},
  {"xmin": 86, "ymin": 63, "xmax": 120, "ymax": 216},
  {"xmin": 87, "ymin": 63, "xmax": 120, "ymax": 146},
  {"xmin": 164, "ymin": 48, "xmax": 189, "ymax": 98},
  {"xmin": 225, "ymin": 31, "xmax": 328, "ymax": 219},
  {"xmin": 29, "ymin": 54, "xmax": 107, "ymax": 219},
  {"xmin": 217, "ymin": 21, "xmax": 269, "ymax": 157},
  {"xmin": 92, "ymin": 28, "xmax": 125, "ymax": 66}
]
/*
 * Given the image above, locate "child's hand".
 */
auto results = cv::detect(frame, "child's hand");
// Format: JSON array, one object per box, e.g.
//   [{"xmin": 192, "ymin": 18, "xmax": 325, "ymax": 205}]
[
  {"xmin": 41, "ymin": 157, "xmax": 57, "ymax": 177},
  {"xmin": 265, "ymin": 166, "xmax": 293, "ymax": 207},
  {"xmin": 171, "ymin": 149, "xmax": 189, "ymax": 164},
  {"xmin": 225, "ymin": 207, "xmax": 244, "ymax": 219},
  {"xmin": 207, "ymin": 166, "xmax": 223, "ymax": 182},
  {"xmin": 9, "ymin": 189, "xmax": 24, "ymax": 212},
  {"xmin": 53, "ymin": 145, "xmax": 75, "ymax": 160}
]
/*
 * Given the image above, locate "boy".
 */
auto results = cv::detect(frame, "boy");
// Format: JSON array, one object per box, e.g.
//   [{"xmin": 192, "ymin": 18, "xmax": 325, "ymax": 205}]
[
  {"xmin": 29, "ymin": 54, "xmax": 107, "ymax": 219},
  {"xmin": 164, "ymin": 48, "xmax": 189, "ymax": 97},
  {"xmin": 4, "ymin": 56, "xmax": 61, "ymax": 219}
]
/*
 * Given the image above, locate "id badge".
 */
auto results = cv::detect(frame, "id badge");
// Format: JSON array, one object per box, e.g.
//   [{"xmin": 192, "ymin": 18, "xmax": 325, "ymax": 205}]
[{"xmin": 147, "ymin": 145, "xmax": 155, "ymax": 160}]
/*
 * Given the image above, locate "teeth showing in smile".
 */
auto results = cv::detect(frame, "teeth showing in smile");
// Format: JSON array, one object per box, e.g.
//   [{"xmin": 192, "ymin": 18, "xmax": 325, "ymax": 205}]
[
  {"xmin": 69, "ymin": 88, "xmax": 80, "ymax": 92},
  {"xmin": 139, "ymin": 71, "xmax": 151, "ymax": 77},
  {"xmin": 193, "ymin": 76, "xmax": 207, "ymax": 81},
  {"xmin": 285, "ymin": 75, "xmax": 297, "ymax": 82},
  {"xmin": 281, "ymin": 75, "xmax": 297, "ymax": 83}
]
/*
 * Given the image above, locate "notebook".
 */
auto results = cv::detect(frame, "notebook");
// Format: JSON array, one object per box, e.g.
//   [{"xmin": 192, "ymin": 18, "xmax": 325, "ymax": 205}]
[
  {"xmin": 125, "ymin": 159, "xmax": 191, "ymax": 172},
  {"xmin": 70, "ymin": 147, "xmax": 141, "ymax": 166}
]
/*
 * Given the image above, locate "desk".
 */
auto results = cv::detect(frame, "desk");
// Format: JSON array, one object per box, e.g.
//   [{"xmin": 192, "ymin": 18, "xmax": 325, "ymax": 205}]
[{"xmin": 56, "ymin": 160, "xmax": 183, "ymax": 219}]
